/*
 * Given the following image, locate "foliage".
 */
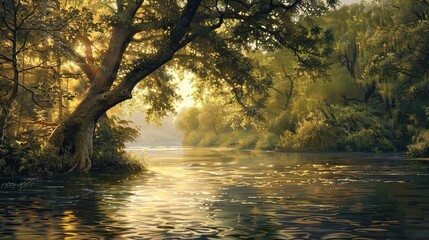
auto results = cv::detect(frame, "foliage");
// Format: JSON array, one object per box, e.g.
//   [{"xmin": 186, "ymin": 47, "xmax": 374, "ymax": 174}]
[
  {"xmin": 0, "ymin": 115, "xmax": 144, "ymax": 176},
  {"xmin": 407, "ymin": 130, "xmax": 429, "ymax": 157},
  {"xmin": 91, "ymin": 152, "xmax": 147, "ymax": 172},
  {"xmin": 234, "ymin": 132, "xmax": 259, "ymax": 150},
  {"xmin": 176, "ymin": 1, "xmax": 429, "ymax": 154},
  {"xmin": 255, "ymin": 132, "xmax": 280, "ymax": 151},
  {"xmin": 329, "ymin": 105, "xmax": 396, "ymax": 152},
  {"xmin": 0, "ymin": 130, "xmax": 66, "ymax": 176},
  {"xmin": 279, "ymin": 119, "xmax": 340, "ymax": 151},
  {"xmin": 177, "ymin": 104, "xmax": 261, "ymax": 149},
  {"xmin": 198, "ymin": 132, "xmax": 219, "ymax": 147},
  {"xmin": 407, "ymin": 110, "xmax": 429, "ymax": 157},
  {"xmin": 91, "ymin": 116, "xmax": 145, "ymax": 172}
]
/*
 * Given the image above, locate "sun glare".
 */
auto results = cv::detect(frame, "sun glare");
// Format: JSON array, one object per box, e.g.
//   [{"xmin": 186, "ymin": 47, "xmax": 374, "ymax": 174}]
[{"xmin": 174, "ymin": 71, "xmax": 199, "ymax": 110}]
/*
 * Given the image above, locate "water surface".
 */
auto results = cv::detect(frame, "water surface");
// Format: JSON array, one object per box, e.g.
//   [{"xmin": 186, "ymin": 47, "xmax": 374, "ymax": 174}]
[{"xmin": 1, "ymin": 148, "xmax": 429, "ymax": 239}]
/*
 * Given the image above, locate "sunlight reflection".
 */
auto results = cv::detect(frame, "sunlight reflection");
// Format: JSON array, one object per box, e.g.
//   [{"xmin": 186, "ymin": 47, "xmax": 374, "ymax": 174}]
[
  {"xmin": 61, "ymin": 210, "xmax": 78, "ymax": 238},
  {"xmin": 1, "ymin": 149, "xmax": 429, "ymax": 239}
]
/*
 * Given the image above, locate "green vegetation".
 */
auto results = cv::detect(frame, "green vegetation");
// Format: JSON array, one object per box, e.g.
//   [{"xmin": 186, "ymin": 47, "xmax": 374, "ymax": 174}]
[
  {"xmin": 177, "ymin": 0, "xmax": 429, "ymax": 157},
  {"xmin": 0, "ymin": 116, "xmax": 146, "ymax": 176},
  {"xmin": 1, "ymin": 0, "xmax": 428, "ymax": 176},
  {"xmin": 1, "ymin": 0, "xmax": 342, "ymax": 174}
]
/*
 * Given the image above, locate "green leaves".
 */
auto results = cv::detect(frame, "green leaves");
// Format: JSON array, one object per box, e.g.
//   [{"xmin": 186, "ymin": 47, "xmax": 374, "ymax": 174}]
[{"xmin": 175, "ymin": 0, "xmax": 429, "ymax": 153}]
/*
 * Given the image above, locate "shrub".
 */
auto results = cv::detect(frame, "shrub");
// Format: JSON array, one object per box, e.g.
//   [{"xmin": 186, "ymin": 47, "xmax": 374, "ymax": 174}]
[
  {"xmin": 0, "ymin": 115, "xmax": 145, "ymax": 176},
  {"xmin": 92, "ymin": 116, "xmax": 146, "ymax": 172},
  {"xmin": 19, "ymin": 145, "xmax": 70, "ymax": 176},
  {"xmin": 278, "ymin": 130, "xmax": 297, "ymax": 150},
  {"xmin": 407, "ymin": 130, "xmax": 429, "ymax": 157},
  {"xmin": 255, "ymin": 132, "xmax": 279, "ymax": 150},
  {"xmin": 216, "ymin": 131, "xmax": 239, "ymax": 147},
  {"xmin": 91, "ymin": 152, "xmax": 147, "ymax": 172},
  {"xmin": 198, "ymin": 131, "xmax": 218, "ymax": 147},
  {"xmin": 236, "ymin": 132, "xmax": 258, "ymax": 149},
  {"xmin": 0, "ymin": 139, "xmax": 22, "ymax": 176},
  {"xmin": 279, "ymin": 120, "xmax": 340, "ymax": 151},
  {"xmin": 182, "ymin": 131, "xmax": 202, "ymax": 146},
  {"xmin": 0, "ymin": 134, "xmax": 66, "ymax": 176},
  {"xmin": 343, "ymin": 128, "xmax": 395, "ymax": 152}
]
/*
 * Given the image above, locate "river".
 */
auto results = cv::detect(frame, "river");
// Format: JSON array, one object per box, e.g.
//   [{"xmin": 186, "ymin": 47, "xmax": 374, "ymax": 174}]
[{"xmin": 1, "ymin": 148, "xmax": 429, "ymax": 239}]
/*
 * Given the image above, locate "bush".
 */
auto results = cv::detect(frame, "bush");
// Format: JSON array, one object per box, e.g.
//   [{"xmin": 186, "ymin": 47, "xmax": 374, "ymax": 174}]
[
  {"xmin": 198, "ymin": 132, "xmax": 218, "ymax": 147},
  {"xmin": 0, "ymin": 115, "xmax": 145, "ymax": 176},
  {"xmin": 93, "ymin": 116, "xmax": 139, "ymax": 158},
  {"xmin": 278, "ymin": 130, "xmax": 297, "ymax": 150},
  {"xmin": 255, "ymin": 132, "xmax": 279, "ymax": 150},
  {"xmin": 327, "ymin": 105, "xmax": 397, "ymax": 152},
  {"xmin": 92, "ymin": 116, "xmax": 146, "ymax": 172},
  {"xmin": 343, "ymin": 128, "xmax": 395, "ymax": 152},
  {"xmin": 92, "ymin": 152, "xmax": 147, "ymax": 172},
  {"xmin": 216, "ymin": 130, "xmax": 258, "ymax": 149},
  {"xmin": 217, "ymin": 132, "xmax": 240, "ymax": 147},
  {"xmin": 183, "ymin": 131, "xmax": 203, "ymax": 146},
  {"xmin": 407, "ymin": 130, "xmax": 429, "ymax": 157},
  {"xmin": 236, "ymin": 132, "xmax": 258, "ymax": 149},
  {"xmin": 0, "ymin": 134, "xmax": 66, "ymax": 176},
  {"xmin": 19, "ymin": 145, "xmax": 70, "ymax": 176},
  {"xmin": 279, "ymin": 120, "xmax": 340, "ymax": 151},
  {"xmin": 0, "ymin": 139, "xmax": 22, "ymax": 176}
]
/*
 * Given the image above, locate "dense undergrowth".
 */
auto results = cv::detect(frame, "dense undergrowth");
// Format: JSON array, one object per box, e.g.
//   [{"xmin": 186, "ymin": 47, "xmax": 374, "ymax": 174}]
[
  {"xmin": 177, "ymin": 104, "xmax": 429, "ymax": 157},
  {"xmin": 0, "ymin": 116, "xmax": 146, "ymax": 177}
]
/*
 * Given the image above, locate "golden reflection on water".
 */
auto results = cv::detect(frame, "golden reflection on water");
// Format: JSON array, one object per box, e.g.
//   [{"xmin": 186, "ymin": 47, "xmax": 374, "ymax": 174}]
[
  {"xmin": 62, "ymin": 210, "xmax": 77, "ymax": 235},
  {"xmin": 1, "ymin": 148, "xmax": 429, "ymax": 239},
  {"xmin": 94, "ymin": 148, "xmax": 428, "ymax": 239}
]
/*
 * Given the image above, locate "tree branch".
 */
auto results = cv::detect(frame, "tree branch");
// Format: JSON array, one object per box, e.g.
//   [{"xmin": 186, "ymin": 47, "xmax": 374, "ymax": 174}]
[
  {"xmin": 169, "ymin": 0, "xmax": 203, "ymax": 49},
  {"xmin": 2, "ymin": 78, "xmax": 46, "ymax": 109},
  {"xmin": 53, "ymin": 34, "xmax": 97, "ymax": 82},
  {"xmin": 75, "ymin": 35, "xmax": 97, "ymax": 82}
]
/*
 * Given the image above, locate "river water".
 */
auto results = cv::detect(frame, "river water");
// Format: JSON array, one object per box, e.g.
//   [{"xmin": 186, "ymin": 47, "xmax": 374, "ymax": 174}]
[{"xmin": 1, "ymin": 148, "xmax": 429, "ymax": 239}]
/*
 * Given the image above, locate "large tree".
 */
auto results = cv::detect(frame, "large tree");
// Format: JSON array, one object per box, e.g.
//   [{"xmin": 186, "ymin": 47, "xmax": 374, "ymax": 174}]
[{"xmin": 48, "ymin": 0, "xmax": 336, "ymax": 172}]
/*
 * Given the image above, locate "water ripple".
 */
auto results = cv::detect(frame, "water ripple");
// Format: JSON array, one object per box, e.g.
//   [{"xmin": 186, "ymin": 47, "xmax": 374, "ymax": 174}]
[{"xmin": 0, "ymin": 149, "xmax": 428, "ymax": 239}]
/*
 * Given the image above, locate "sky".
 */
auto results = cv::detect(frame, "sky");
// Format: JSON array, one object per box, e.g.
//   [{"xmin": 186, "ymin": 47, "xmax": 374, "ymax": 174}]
[{"xmin": 341, "ymin": 0, "xmax": 361, "ymax": 6}]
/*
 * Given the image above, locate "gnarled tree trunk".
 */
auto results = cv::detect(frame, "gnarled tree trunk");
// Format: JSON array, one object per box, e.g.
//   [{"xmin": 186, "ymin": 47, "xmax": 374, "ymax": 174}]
[
  {"xmin": 49, "ymin": 119, "xmax": 95, "ymax": 172},
  {"xmin": 48, "ymin": 87, "xmax": 132, "ymax": 172}
]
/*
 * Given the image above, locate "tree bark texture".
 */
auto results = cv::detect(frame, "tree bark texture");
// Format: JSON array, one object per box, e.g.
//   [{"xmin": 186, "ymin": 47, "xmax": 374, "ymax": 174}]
[{"xmin": 48, "ymin": 88, "xmax": 131, "ymax": 172}]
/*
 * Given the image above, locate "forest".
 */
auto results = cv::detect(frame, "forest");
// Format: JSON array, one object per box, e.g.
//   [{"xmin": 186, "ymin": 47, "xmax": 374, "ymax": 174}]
[
  {"xmin": 177, "ymin": 0, "xmax": 429, "ymax": 155},
  {"xmin": 0, "ymin": 0, "xmax": 428, "ymax": 176}
]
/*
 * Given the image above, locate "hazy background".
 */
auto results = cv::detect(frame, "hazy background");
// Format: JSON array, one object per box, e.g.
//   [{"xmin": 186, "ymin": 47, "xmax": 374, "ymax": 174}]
[{"xmin": 126, "ymin": 0, "xmax": 362, "ymax": 147}]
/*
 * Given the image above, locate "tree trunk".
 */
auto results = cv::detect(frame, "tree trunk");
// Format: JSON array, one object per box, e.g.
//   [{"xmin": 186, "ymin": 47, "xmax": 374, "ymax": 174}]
[
  {"xmin": 48, "ymin": 85, "xmax": 132, "ymax": 173},
  {"xmin": 49, "ymin": 119, "xmax": 95, "ymax": 172},
  {"xmin": 48, "ymin": 98, "xmax": 98, "ymax": 172},
  {"xmin": 0, "ymin": 110, "xmax": 8, "ymax": 141}
]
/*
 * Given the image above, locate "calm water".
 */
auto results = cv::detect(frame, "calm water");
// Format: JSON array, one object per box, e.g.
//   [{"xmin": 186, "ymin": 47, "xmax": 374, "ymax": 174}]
[{"xmin": 1, "ymin": 148, "xmax": 429, "ymax": 239}]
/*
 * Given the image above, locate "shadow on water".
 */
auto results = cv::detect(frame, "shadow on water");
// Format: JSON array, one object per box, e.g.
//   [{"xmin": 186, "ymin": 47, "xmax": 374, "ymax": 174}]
[
  {"xmin": 1, "ymin": 148, "xmax": 429, "ymax": 239},
  {"xmin": 0, "ymin": 172, "xmax": 148, "ymax": 239}
]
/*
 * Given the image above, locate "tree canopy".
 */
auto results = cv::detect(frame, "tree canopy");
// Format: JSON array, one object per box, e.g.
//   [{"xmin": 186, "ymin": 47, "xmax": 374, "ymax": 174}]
[
  {"xmin": 4, "ymin": 0, "xmax": 428, "ymax": 175},
  {"xmin": 1, "ymin": 0, "xmax": 340, "ymax": 174},
  {"xmin": 177, "ymin": 0, "xmax": 429, "ymax": 155}
]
